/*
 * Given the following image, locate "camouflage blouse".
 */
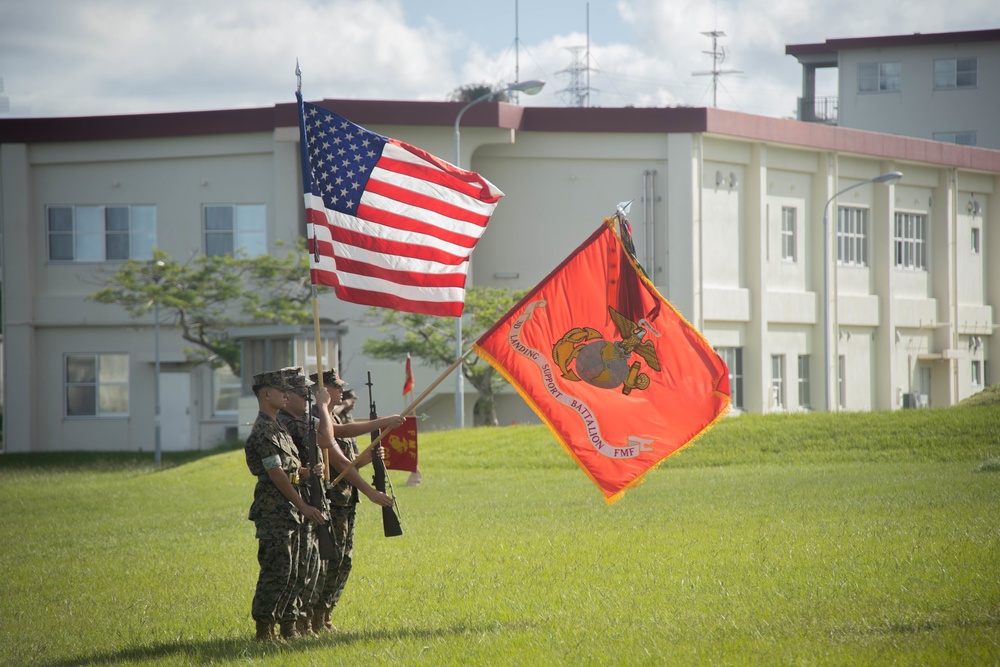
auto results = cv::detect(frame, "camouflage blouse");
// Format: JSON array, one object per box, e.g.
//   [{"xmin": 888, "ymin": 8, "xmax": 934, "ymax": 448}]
[
  {"xmin": 245, "ymin": 411, "xmax": 303, "ymax": 529},
  {"xmin": 329, "ymin": 412, "xmax": 360, "ymax": 507}
]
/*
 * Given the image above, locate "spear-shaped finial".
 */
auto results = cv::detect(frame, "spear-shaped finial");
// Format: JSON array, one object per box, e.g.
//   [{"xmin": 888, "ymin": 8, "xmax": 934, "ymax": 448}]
[{"xmin": 295, "ymin": 59, "xmax": 302, "ymax": 95}]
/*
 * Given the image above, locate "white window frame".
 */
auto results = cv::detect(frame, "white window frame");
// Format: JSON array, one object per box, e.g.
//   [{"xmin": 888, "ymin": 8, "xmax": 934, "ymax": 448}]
[
  {"xmin": 212, "ymin": 367, "xmax": 242, "ymax": 416},
  {"xmin": 65, "ymin": 353, "xmax": 130, "ymax": 418},
  {"xmin": 837, "ymin": 206, "xmax": 869, "ymax": 267},
  {"xmin": 47, "ymin": 205, "xmax": 156, "ymax": 263},
  {"xmin": 204, "ymin": 204, "xmax": 267, "ymax": 257},
  {"xmin": 934, "ymin": 58, "xmax": 977, "ymax": 90},
  {"xmin": 894, "ymin": 211, "xmax": 928, "ymax": 271},
  {"xmin": 859, "ymin": 62, "xmax": 901, "ymax": 93},
  {"xmin": 781, "ymin": 206, "xmax": 797, "ymax": 262},
  {"xmin": 798, "ymin": 355, "xmax": 811, "ymax": 410},
  {"xmin": 971, "ymin": 227, "xmax": 981, "ymax": 255},
  {"xmin": 771, "ymin": 354, "xmax": 785, "ymax": 410},
  {"xmin": 715, "ymin": 347, "xmax": 743, "ymax": 411}
]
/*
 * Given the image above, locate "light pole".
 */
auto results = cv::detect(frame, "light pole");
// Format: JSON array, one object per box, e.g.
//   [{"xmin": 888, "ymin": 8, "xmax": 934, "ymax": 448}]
[
  {"xmin": 452, "ymin": 79, "xmax": 545, "ymax": 428},
  {"xmin": 821, "ymin": 171, "xmax": 902, "ymax": 411},
  {"xmin": 152, "ymin": 260, "xmax": 165, "ymax": 465}
]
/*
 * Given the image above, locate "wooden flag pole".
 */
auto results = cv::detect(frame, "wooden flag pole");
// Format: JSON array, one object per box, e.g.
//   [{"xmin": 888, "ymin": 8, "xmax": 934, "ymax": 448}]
[
  {"xmin": 311, "ymin": 286, "xmax": 331, "ymax": 482},
  {"xmin": 331, "ymin": 347, "xmax": 475, "ymax": 485}
]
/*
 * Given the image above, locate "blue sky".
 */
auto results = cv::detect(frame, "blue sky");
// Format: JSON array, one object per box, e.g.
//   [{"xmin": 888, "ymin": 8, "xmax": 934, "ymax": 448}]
[{"xmin": 1, "ymin": 0, "xmax": 997, "ymax": 119}]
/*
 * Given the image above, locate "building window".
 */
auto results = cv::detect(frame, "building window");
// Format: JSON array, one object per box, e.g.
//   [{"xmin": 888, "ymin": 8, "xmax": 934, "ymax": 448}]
[
  {"xmin": 47, "ymin": 205, "xmax": 156, "ymax": 262},
  {"xmin": 934, "ymin": 58, "xmax": 977, "ymax": 89},
  {"xmin": 781, "ymin": 207, "xmax": 797, "ymax": 262},
  {"xmin": 838, "ymin": 355, "xmax": 847, "ymax": 409},
  {"xmin": 213, "ymin": 367, "xmax": 241, "ymax": 415},
  {"xmin": 771, "ymin": 355, "xmax": 785, "ymax": 410},
  {"xmin": 894, "ymin": 212, "xmax": 927, "ymax": 270},
  {"xmin": 972, "ymin": 360, "xmax": 982, "ymax": 387},
  {"xmin": 240, "ymin": 338, "xmax": 293, "ymax": 395},
  {"xmin": 859, "ymin": 62, "xmax": 901, "ymax": 93},
  {"xmin": 204, "ymin": 204, "xmax": 266, "ymax": 257},
  {"xmin": 837, "ymin": 206, "xmax": 869, "ymax": 267},
  {"xmin": 798, "ymin": 355, "xmax": 811, "ymax": 409},
  {"xmin": 933, "ymin": 131, "xmax": 977, "ymax": 146},
  {"xmin": 972, "ymin": 227, "xmax": 981, "ymax": 254},
  {"xmin": 715, "ymin": 347, "xmax": 743, "ymax": 410},
  {"xmin": 65, "ymin": 353, "xmax": 129, "ymax": 417}
]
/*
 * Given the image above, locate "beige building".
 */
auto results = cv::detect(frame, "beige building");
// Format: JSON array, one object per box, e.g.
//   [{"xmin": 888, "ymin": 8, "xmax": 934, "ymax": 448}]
[
  {"xmin": 788, "ymin": 29, "xmax": 1000, "ymax": 149},
  {"xmin": 1, "ymin": 100, "xmax": 998, "ymax": 452}
]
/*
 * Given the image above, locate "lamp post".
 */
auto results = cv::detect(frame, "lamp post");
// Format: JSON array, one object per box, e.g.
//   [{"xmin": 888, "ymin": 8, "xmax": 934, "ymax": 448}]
[
  {"xmin": 821, "ymin": 171, "xmax": 902, "ymax": 411},
  {"xmin": 152, "ymin": 260, "xmax": 165, "ymax": 465},
  {"xmin": 451, "ymin": 79, "xmax": 545, "ymax": 428}
]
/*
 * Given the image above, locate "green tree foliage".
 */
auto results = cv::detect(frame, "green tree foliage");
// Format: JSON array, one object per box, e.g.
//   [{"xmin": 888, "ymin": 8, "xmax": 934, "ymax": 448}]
[
  {"xmin": 89, "ymin": 244, "xmax": 315, "ymax": 374},
  {"xmin": 362, "ymin": 286, "xmax": 526, "ymax": 426},
  {"xmin": 448, "ymin": 83, "xmax": 510, "ymax": 103}
]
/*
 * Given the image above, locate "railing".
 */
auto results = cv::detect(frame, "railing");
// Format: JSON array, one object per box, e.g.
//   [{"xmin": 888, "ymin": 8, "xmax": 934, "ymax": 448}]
[{"xmin": 797, "ymin": 96, "xmax": 838, "ymax": 124}]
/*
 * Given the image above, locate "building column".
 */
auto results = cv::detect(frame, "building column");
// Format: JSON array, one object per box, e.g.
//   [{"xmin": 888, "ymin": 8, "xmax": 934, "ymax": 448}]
[{"xmin": 0, "ymin": 144, "xmax": 37, "ymax": 452}]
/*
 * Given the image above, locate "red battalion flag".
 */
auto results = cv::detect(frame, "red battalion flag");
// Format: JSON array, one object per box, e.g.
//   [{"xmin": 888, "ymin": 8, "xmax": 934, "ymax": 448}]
[
  {"xmin": 382, "ymin": 416, "xmax": 419, "ymax": 473},
  {"xmin": 473, "ymin": 217, "xmax": 731, "ymax": 504},
  {"xmin": 402, "ymin": 352, "xmax": 415, "ymax": 396},
  {"xmin": 297, "ymin": 96, "xmax": 504, "ymax": 316}
]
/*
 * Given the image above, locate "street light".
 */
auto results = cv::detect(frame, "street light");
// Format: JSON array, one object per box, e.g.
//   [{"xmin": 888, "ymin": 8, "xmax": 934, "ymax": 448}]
[
  {"xmin": 452, "ymin": 79, "xmax": 545, "ymax": 428},
  {"xmin": 152, "ymin": 260, "xmax": 166, "ymax": 465},
  {"xmin": 821, "ymin": 170, "xmax": 902, "ymax": 411}
]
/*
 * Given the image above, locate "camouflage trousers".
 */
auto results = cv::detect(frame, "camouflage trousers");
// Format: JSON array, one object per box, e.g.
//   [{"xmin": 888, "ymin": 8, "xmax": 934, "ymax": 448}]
[
  {"xmin": 316, "ymin": 504, "xmax": 356, "ymax": 612},
  {"xmin": 280, "ymin": 520, "xmax": 322, "ymax": 624},
  {"xmin": 250, "ymin": 525, "xmax": 298, "ymax": 623}
]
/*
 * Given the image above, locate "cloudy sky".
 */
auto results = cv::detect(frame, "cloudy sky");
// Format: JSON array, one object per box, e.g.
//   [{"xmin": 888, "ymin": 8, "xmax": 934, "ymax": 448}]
[{"xmin": 1, "ymin": 0, "xmax": 997, "ymax": 120}]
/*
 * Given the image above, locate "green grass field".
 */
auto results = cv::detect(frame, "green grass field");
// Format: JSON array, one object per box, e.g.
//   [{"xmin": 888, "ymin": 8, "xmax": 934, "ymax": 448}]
[{"xmin": 1, "ymin": 403, "xmax": 998, "ymax": 666}]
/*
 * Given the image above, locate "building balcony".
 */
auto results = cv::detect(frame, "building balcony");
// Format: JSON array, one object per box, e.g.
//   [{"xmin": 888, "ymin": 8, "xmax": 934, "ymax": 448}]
[{"xmin": 797, "ymin": 96, "xmax": 838, "ymax": 124}]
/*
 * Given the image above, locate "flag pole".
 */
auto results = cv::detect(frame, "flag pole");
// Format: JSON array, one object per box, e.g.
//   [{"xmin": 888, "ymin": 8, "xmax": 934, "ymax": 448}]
[
  {"xmin": 331, "ymin": 347, "xmax": 474, "ymax": 485},
  {"xmin": 297, "ymin": 61, "xmax": 331, "ymax": 482}
]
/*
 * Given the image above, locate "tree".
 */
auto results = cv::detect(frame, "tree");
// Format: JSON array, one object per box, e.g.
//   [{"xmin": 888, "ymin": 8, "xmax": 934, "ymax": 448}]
[
  {"xmin": 448, "ymin": 83, "xmax": 510, "ymax": 104},
  {"xmin": 89, "ymin": 244, "xmax": 316, "ymax": 374},
  {"xmin": 362, "ymin": 286, "xmax": 526, "ymax": 426}
]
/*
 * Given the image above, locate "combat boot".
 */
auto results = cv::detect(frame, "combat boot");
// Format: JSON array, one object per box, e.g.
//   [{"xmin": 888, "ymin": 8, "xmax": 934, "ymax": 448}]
[
  {"xmin": 279, "ymin": 620, "xmax": 298, "ymax": 640},
  {"xmin": 311, "ymin": 609, "xmax": 326, "ymax": 633},
  {"xmin": 255, "ymin": 620, "xmax": 276, "ymax": 642},
  {"xmin": 323, "ymin": 608, "xmax": 335, "ymax": 631},
  {"xmin": 296, "ymin": 617, "xmax": 316, "ymax": 637}
]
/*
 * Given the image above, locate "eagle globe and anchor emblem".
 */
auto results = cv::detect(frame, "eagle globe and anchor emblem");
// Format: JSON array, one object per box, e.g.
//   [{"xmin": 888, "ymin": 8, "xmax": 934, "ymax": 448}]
[{"xmin": 552, "ymin": 305, "xmax": 662, "ymax": 395}]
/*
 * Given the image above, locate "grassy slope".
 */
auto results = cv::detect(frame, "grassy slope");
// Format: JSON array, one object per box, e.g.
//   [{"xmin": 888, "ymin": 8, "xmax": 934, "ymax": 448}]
[{"xmin": 0, "ymin": 406, "xmax": 997, "ymax": 666}]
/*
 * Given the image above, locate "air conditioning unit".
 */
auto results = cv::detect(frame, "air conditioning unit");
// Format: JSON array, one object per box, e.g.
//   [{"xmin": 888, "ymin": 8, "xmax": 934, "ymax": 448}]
[{"xmin": 902, "ymin": 393, "xmax": 919, "ymax": 409}]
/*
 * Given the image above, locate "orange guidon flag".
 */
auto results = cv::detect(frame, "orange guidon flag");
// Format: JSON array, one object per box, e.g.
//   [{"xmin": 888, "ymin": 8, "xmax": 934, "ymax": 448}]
[{"xmin": 473, "ymin": 217, "xmax": 730, "ymax": 504}]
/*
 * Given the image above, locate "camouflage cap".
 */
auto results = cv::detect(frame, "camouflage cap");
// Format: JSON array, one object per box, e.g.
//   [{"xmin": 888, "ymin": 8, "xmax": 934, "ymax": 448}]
[
  {"xmin": 252, "ymin": 369, "xmax": 292, "ymax": 391},
  {"xmin": 342, "ymin": 388, "xmax": 356, "ymax": 400},
  {"xmin": 280, "ymin": 366, "xmax": 314, "ymax": 393},
  {"xmin": 309, "ymin": 369, "xmax": 348, "ymax": 388}
]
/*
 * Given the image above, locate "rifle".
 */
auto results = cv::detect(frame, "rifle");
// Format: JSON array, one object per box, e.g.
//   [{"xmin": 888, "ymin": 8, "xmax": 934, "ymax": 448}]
[
  {"xmin": 366, "ymin": 372, "xmax": 403, "ymax": 537},
  {"xmin": 306, "ymin": 389, "xmax": 338, "ymax": 559}
]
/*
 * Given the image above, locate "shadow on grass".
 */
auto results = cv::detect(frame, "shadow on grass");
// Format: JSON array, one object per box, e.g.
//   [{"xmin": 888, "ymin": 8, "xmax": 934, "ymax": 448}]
[
  {"xmin": 42, "ymin": 621, "xmax": 534, "ymax": 666},
  {"xmin": 0, "ymin": 441, "xmax": 243, "ymax": 472}
]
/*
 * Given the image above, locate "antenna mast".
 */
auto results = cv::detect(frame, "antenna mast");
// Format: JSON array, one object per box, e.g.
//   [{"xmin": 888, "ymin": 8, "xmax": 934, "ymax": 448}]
[{"xmin": 692, "ymin": 30, "xmax": 741, "ymax": 108}]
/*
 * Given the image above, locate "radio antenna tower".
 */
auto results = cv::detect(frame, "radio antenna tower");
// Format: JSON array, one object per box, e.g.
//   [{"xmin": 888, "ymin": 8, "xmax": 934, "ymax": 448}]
[
  {"xmin": 557, "ymin": 45, "xmax": 597, "ymax": 107},
  {"xmin": 692, "ymin": 30, "xmax": 741, "ymax": 108}
]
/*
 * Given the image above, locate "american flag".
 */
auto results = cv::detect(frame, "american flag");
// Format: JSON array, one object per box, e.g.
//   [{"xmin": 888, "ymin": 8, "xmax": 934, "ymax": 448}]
[{"xmin": 297, "ymin": 99, "xmax": 504, "ymax": 316}]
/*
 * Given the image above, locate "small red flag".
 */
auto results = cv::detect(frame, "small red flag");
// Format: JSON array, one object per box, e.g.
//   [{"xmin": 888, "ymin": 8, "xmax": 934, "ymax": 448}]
[
  {"xmin": 402, "ymin": 353, "xmax": 415, "ymax": 396},
  {"xmin": 382, "ymin": 416, "xmax": 418, "ymax": 472},
  {"xmin": 473, "ymin": 218, "xmax": 730, "ymax": 504}
]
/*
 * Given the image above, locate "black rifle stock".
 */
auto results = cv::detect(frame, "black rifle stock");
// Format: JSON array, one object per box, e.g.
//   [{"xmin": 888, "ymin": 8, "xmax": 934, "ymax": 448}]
[
  {"xmin": 366, "ymin": 372, "xmax": 403, "ymax": 537},
  {"xmin": 307, "ymin": 391, "xmax": 338, "ymax": 560}
]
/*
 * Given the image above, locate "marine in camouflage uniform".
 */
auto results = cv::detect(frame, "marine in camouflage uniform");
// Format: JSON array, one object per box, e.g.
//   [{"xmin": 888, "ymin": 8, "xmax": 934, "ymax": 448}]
[
  {"xmin": 323, "ymin": 389, "xmax": 360, "ymax": 618},
  {"xmin": 308, "ymin": 370, "xmax": 404, "ymax": 631},
  {"xmin": 244, "ymin": 369, "xmax": 326, "ymax": 642},
  {"xmin": 277, "ymin": 366, "xmax": 329, "ymax": 636}
]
